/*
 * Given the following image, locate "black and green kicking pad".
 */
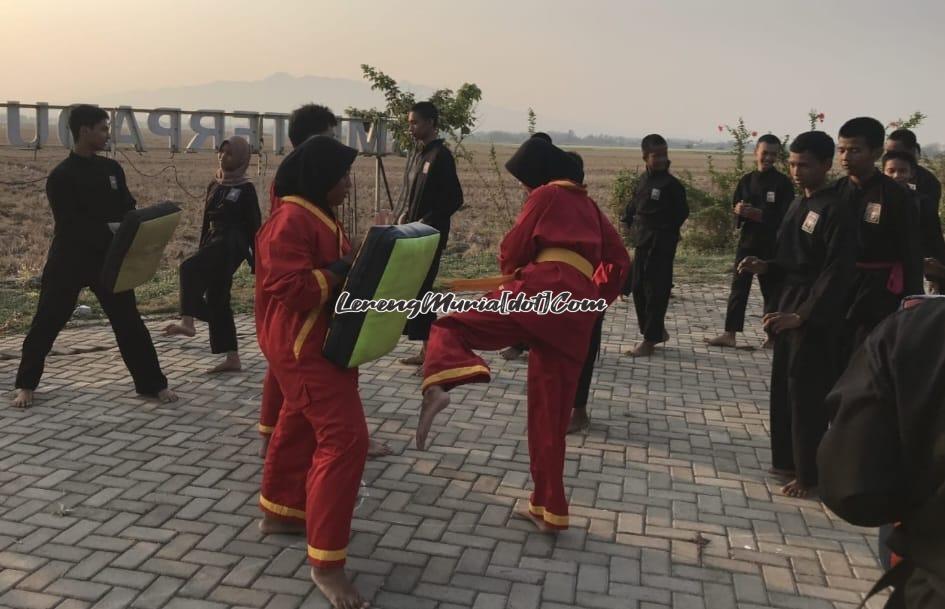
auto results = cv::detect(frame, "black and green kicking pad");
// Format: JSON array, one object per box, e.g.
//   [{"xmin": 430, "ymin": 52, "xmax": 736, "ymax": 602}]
[
  {"xmin": 101, "ymin": 201, "xmax": 182, "ymax": 293},
  {"xmin": 323, "ymin": 222, "xmax": 441, "ymax": 368}
]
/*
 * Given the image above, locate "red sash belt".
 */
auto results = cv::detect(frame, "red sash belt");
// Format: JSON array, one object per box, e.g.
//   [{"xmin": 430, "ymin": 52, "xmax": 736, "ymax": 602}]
[{"xmin": 856, "ymin": 261, "xmax": 904, "ymax": 296}]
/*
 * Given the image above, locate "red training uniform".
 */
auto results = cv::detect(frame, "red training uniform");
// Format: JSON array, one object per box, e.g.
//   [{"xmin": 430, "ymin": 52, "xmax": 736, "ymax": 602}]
[
  {"xmin": 422, "ymin": 180, "xmax": 630, "ymax": 529},
  {"xmin": 255, "ymin": 195, "xmax": 368, "ymax": 568},
  {"xmin": 258, "ymin": 182, "xmax": 285, "ymax": 439}
]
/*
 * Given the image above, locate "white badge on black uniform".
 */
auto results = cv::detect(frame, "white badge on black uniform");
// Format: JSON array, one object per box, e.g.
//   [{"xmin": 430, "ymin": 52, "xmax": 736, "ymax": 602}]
[
  {"xmin": 650, "ymin": 188, "xmax": 661, "ymax": 200},
  {"xmin": 766, "ymin": 191, "xmax": 776, "ymax": 203},
  {"xmin": 108, "ymin": 175, "xmax": 118, "ymax": 190},
  {"xmin": 226, "ymin": 188, "xmax": 241, "ymax": 202},
  {"xmin": 801, "ymin": 211, "xmax": 820, "ymax": 234},
  {"xmin": 865, "ymin": 202, "xmax": 882, "ymax": 224},
  {"xmin": 422, "ymin": 161, "xmax": 432, "ymax": 174}
]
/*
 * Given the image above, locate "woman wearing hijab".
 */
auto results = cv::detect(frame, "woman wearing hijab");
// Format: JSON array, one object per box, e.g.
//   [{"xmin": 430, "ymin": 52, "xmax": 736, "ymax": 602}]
[
  {"xmin": 254, "ymin": 135, "xmax": 371, "ymax": 609},
  {"xmin": 415, "ymin": 137, "xmax": 630, "ymax": 533},
  {"xmin": 164, "ymin": 136, "xmax": 261, "ymax": 373}
]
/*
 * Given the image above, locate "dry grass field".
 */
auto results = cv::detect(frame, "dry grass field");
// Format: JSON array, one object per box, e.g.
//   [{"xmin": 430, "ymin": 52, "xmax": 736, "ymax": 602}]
[{"xmin": 0, "ymin": 135, "xmax": 739, "ymax": 334}]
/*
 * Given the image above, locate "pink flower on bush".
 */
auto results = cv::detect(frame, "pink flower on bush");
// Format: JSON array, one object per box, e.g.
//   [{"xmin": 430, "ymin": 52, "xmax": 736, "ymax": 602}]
[
  {"xmin": 751, "ymin": 131, "xmax": 758, "ymax": 137},
  {"xmin": 817, "ymin": 113, "xmax": 825, "ymax": 122},
  {"xmin": 717, "ymin": 125, "xmax": 724, "ymax": 132}
]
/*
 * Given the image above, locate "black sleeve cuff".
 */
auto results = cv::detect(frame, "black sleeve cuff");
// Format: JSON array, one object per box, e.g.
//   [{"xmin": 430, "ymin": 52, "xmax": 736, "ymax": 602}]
[{"xmin": 326, "ymin": 258, "xmax": 352, "ymax": 278}]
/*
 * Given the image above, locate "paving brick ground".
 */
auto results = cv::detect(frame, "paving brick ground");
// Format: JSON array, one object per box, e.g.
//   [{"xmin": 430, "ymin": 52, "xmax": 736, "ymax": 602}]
[{"xmin": 0, "ymin": 282, "xmax": 887, "ymax": 608}]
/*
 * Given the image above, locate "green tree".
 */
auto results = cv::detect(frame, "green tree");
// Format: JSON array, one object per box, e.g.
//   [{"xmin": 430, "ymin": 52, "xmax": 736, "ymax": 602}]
[
  {"xmin": 887, "ymin": 111, "xmax": 926, "ymax": 132},
  {"xmin": 346, "ymin": 64, "xmax": 482, "ymax": 155},
  {"xmin": 527, "ymin": 108, "xmax": 537, "ymax": 134}
]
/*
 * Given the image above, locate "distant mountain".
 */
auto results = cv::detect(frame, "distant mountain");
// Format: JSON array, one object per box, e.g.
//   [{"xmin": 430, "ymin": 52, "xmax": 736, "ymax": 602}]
[
  {"xmin": 101, "ymin": 72, "xmax": 539, "ymax": 134},
  {"xmin": 2, "ymin": 73, "xmax": 720, "ymax": 147}
]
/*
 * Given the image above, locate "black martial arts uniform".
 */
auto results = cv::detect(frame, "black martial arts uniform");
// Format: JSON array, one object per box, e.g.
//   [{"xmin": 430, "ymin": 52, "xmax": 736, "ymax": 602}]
[
  {"xmin": 724, "ymin": 169, "xmax": 794, "ymax": 332},
  {"xmin": 819, "ymin": 297, "xmax": 945, "ymax": 609},
  {"xmin": 401, "ymin": 138, "xmax": 463, "ymax": 341},
  {"xmin": 15, "ymin": 152, "xmax": 168, "ymax": 395},
  {"xmin": 836, "ymin": 172, "xmax": 923, "ymax": 361},
  {"xmin": 763, "ymin": 186, "xmax": 855, "ymax": 487},
  {"xmin": 915, "ymin": 164, "xmax": 942, "ymax": 212},
  {"xmin": 178, "ymin": 181, "xmax": 261, "ymax": 354},
  {"xmin": 622, "ymin": 169, "xmax": 689, "ymax": 342},
  {"xmin": 913, "ymin": 188, "xmax": 945, "ymax": 265},
  {"xmin": 910, "ymin": 183, "xmax": 945, "ymax": 295},
  {"xmin": 573, "ymin": 314, "xmax": 604, "ymax": 412}
]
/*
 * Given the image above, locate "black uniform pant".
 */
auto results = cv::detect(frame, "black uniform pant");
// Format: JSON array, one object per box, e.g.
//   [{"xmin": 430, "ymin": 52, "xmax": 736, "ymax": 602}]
[
  {"xmin": 573, "ymin": 314, "xmax": 604, "ymax": 411},
  {"xmin": 16, "ymin": 259, "xmax": 167, "ymax": 394},
  {"xmin": 769, "ymin": 326, "xmax": 837, "ymax": 487},
  {"xmin": 840, "ymin": 272, "xmax": 902, "ymax": 367},
  {"xmin": 404, "ymin": 234, "xmax": 448, "ymax": 342},
  {"xmin": 725, "ymin": 246, "xmax": 779, "ymax": 332},
  {"xmin": 179, "ymin": 241, "xmax": 238, "ymax": 354},
  {"xmin": 632, "ymin": 234, "xmax": 678, "ymax": 342}
]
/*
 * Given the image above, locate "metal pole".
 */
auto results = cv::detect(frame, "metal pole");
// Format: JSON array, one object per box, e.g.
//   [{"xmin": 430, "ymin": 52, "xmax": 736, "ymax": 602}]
[{"xmin": 374, "ymin": 155, "xmax": 381, "ymax": 214}]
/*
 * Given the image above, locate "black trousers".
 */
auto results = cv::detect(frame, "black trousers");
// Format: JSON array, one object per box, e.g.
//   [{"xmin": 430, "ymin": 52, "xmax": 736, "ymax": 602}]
[
  {"xmin": 769, "ymin": 326, "xmax": 837, "ymax": 486},
  {"xmin": 404, "ymin": 234, "xmax": 448, "ymax": 342},
  {"xmin": 16, "ymin": 259, "xmax": 167, "ymax": 394},
  {"xmin": 573, "ymin": 314, "xmax": 604, "ymax": 411},
  {"xmin": 725, "ymin": 246, "xmax": 779, "ymax": 332},
  {"xmin": 179, "ymin": 241, "xmax": 239, "ymax": 354},
  {"xmin": 632, "ymin": 235, "xmax": 678, "ymax": 342}
]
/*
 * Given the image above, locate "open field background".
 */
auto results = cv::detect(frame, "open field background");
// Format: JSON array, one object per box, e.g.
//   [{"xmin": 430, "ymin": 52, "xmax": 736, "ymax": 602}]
[{"xmin": 0, "ymin": 135, "xmax": 741, "ymax": 334}]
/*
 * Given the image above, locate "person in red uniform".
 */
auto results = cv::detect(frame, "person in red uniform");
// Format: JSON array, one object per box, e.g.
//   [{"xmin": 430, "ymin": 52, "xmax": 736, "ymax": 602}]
[
  {"xmin": 254, "ymin": 135, "xmax": 369, "ymax": 609},
  {"xmin": 258, "ymin": 104, "xmax": 338, "ymax": 452},
  {"xmin": 415, "ymin": 137, "xmax": 630, "ymax": 532},
  {"xmin": 257, "ymin": 104, "xmax": 391, "ymax": 461}
]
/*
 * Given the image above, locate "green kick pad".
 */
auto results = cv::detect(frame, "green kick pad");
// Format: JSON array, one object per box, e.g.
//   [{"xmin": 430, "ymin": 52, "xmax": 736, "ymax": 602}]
[
  {"xmin": 101, "ymin": 201, "xmax": 182, "ymax": 294},
  {"xmin": 323, "ymin": 222, "xmax": 440, "ymax": 368}
]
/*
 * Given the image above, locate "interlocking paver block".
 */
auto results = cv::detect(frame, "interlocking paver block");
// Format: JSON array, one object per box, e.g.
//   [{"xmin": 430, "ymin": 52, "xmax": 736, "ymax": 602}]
[{"xmin": 0, "ymin": 287, "xmax": 886, "ymax": 607}]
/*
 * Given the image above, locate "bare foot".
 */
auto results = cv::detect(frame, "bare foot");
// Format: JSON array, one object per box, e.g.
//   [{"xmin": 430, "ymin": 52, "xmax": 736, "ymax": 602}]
[
  {"xmin": 259, "ymin": 434, "xmax": 271, "ymax": 459},
  {"xmin": 567, "ymin": 409, "xmax": 590, "ymax": 435},
  {"xmin": 500, "ymin": 347, "xmax": 523, "ymax": 360},
  {"xmin": 258, "ymin": 516, "xmax": 305, "ymax": 536},
  {"xmin": 625, "ymin": 341, "xmax": 655, "ymax": 357},
  {"xmin": 768, "ymin": 466, "xmax": 795, "ymax": 479},
  {"xmin": 514, "ymin": 508, "xmax": 558, "ymax": 533},
  {"xmin": 207, "ymin": 353, "xmax": 241, "ymax": 374},
  {"xmin": 11, "ymin": 388, "xmax": 34, "ymax": 408},
  {"xmin": 416, "ymin": 385, "xmax": 450, "ymax": 450},
  {"xmin": 367, "ymin": 438, "xmax": 393, "ymax": 458},
  {"xmin": 399, "ymin": 352, "xmax": 424, "ymax": 366},
  {"xmin": 705, "ymin": 333, "xmax": 736, "ymax": 348},
  {"xmin": 310, "ymin": 567, "xmax": 369, "ymax": 609},
  {"xmin": 157, "ymin": 388, "xmax": 179, "ymax": 403},
  {"xmin": 163, "ymin": 321, "xmax": 196, "ymax": 338},
  {"xmin": 781, "ymin": 479, "xmax": 816, "ymax": 498}
]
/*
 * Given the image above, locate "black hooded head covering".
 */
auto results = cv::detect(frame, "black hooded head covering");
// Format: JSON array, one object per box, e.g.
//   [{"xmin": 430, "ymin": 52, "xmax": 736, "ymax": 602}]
[
  {"xmin": 505, "ymin": 137, "xmax": 580, "ymax": 189},
  {"xmin": 566, "ymin": 151, "xmax": 585, "ymax": 184},
  {"xmin": 273, "ymin": 135, "xmax": 358, "ymax": 211}
]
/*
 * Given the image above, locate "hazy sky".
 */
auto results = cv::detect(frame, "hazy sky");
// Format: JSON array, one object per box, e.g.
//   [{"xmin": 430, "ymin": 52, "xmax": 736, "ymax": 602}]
[{"xmin": 4, "ymin": 0, "xmax": 944, "ymax": 141}]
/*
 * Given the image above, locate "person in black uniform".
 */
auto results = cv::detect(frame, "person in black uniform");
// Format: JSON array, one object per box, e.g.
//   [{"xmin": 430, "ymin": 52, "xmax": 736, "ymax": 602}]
[
  {"xmin": 622, "ymin": 134, "xmax": 689, "ymax": 358},
  {"xmin": 398, "ymin": 101, "xmax": 464, "ymax": 370},
  {"xmin": 819, "ymin": 295, "xmax": 945, "ymax": 609},
  {"xmin": 836, "ymin": 117, "xmax": 923, "ymax": 362},
  {"xmin": 885, "ymin": 128, "xmax": 942, "ymax": 210},
  {"xmin": 882, "ymin": 151, "xmax": 945, "ymax": 293},
  {"xmin": 163, "ymin": 136, "xmax": 261, "ymax": 373},
  {"xmin": 706, "ymin": 134, "xmax": 794, "ymax": 349},
  {"xmin": 739, "ymin": 131, "xmax": 855, "ymax": 498},
  {"xmin": 11, "ymin": 105, "xmax": 177, "ymax": 408}
]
